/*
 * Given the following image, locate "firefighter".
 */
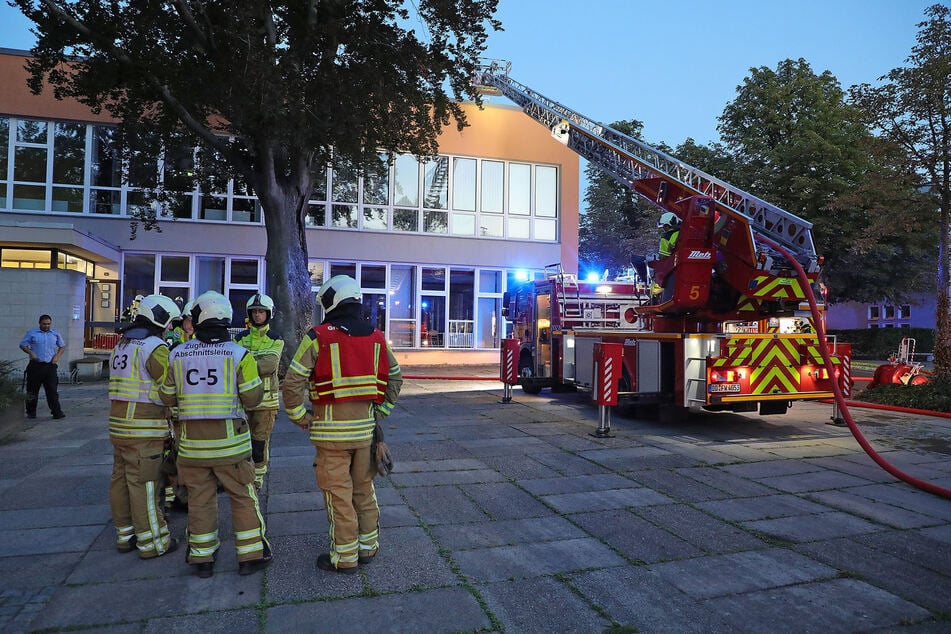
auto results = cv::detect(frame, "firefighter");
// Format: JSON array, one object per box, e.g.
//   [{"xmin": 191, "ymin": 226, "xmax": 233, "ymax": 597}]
[
  {"xmin": 161, "ymin": 291, "xmax": 272, "ymax": 578},
  {"xmin": 283, "ymin": 275, "xmax": 403, "ymax": 574},
  {"xmin": 162, "ymin": 298, "xmax": 195, "ymax": 511},
  {"xmin": 108, "ymin": 294, "xmax": 180, "ymax": 558},
  {"xmin": 234, "ymin": 293, "xmax": 285, "ymax": 490},
  {"xmin": 658, "ymin": 211, "xmax": 681, "ymax": 258}
]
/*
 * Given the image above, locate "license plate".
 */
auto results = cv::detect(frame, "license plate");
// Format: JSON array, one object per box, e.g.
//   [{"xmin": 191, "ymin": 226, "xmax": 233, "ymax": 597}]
[{"xmin": 709, "ymin": 383, "xmax": 741, "ymax": 393}]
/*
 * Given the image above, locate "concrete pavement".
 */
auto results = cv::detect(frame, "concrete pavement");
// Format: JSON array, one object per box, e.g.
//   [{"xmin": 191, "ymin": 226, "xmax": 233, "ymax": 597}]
[{"xmin": 1, "ymin": 368, "xmax": 950, "ymax": 633}]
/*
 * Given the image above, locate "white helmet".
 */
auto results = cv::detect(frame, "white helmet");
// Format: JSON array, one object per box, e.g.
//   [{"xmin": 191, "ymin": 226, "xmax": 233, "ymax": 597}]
[
  {"xmin": 658, "ymin": 212, "xmax": 680, "ymax": 228},
  {"xmin": 136, "ymin": 294, "xmax": 181, "ymax": 329},
  {"xmin": 192, "ymin": 291, "xmax": 233, "ymax": 326},
  {"xmin": 183, "ymin": 298, "xmax": 196, "ymax": 321},
  {"xmin": 317, "ymin": 275, "xmax": 362, "ymax": 313},
  {"xmin": 246, "ymin": 293, "xmax": 275, "ymax": 322}
]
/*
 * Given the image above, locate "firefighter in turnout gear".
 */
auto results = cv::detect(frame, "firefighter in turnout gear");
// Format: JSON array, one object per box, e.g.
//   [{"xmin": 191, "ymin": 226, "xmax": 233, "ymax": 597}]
[
  {"xmin": 235, "ymin": 293, "xmax": 285, "ymax": 490},
  {"xmin": 162, "ymin": 298, "xmax": 195, "ymax": 511},
  {"xmin": 283, "ymin": 275, "xmax": 403, "ymax": 574},
  {"xmin": 161, "ymin": 291, "xmax": 272, "ymax": 578},
  {"xmin": 108, "ymin": 294, "xmax": 181, "ymax": 558}
]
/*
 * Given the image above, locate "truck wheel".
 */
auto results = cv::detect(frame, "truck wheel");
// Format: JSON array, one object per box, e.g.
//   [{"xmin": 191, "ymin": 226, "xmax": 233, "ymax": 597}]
[{"xmin": 520, "ymin": 381, "xmax": 543, "ymax": 395}]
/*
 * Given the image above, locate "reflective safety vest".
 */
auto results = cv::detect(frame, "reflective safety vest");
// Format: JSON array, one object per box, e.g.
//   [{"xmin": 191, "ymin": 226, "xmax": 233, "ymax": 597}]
[
  {"xmin": 659, "ymin": 228, "xmax": 680, "ymax": 258},
  {"xmin": 109, "ymin": 337, "xmax": 165, "ymax": 405},
  {"xmin": 308, "ymin": 324, "xmax": 389, "ymax": 405},
  {"xmin": 169, "ymin": 340, "xmax": 253, "ymax": 421},
  {"xmin": 235, "ymin": 325, "xmax": 284, "ymax": 410}
]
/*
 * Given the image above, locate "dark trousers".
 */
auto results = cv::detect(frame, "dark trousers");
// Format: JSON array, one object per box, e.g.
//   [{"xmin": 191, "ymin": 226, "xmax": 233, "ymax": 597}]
[{"xmin": 25, "ymin": 360, "xmax": 62, "ymax": 417}]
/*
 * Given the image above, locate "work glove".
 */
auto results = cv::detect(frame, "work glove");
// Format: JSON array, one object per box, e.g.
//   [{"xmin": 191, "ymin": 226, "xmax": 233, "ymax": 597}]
[
  {"xmin": 293, "ymin": 412, "xmax": 313, "ymax": 431},
  {"xmin": 371, "ymin": 423, "xmax": 393, "ymax": 477}
]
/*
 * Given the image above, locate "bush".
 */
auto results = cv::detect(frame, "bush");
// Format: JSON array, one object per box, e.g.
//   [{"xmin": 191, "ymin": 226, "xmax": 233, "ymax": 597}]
[
  {"xmin": 0, "ymin": 359, "xmax": 25, "ymax": 412},
  {"xmin": 857, "ymin": 378, "xmax": 951, "ymax": 412},
  {"xmin": 828, "ymin": 328, "xmax": 934, "ymax": 360}
]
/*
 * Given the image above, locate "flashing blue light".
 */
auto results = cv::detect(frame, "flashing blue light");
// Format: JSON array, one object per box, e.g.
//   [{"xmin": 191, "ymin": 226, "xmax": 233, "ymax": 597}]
[
  {"xmin": 585, "ymin": 271, "xmax": 601, "ymax": 283},
  {"xmin": 421, "ymin": 301, "xmax": 429, "ymax": 309},
  {"xmin": 514, "ymin": 270, "xmax": 530, "ymax": 282}
]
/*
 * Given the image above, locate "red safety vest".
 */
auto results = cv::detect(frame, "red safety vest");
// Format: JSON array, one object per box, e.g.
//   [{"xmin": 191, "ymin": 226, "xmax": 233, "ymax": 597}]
[{"xmin": 308, "ymin": 324, "xmax": 389, "ymax": 405}]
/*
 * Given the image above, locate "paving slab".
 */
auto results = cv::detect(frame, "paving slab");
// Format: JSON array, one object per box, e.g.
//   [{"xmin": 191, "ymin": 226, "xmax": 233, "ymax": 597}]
[
  {"xmin": 454, "ymin": 537, "xmax": 626, "ymax": 582},
  {"xmin": 477, "ymin": 576, "xmax": 610, "ymax": 632}
]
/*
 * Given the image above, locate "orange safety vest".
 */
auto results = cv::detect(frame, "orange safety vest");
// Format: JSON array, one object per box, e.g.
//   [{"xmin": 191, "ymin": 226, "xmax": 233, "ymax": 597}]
[{"xmin": 308, "ymin": 324, "xmax": 389, "ymax": 405}]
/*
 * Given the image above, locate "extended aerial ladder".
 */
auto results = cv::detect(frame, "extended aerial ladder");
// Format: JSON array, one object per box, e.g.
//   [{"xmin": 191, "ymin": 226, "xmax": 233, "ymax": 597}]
[{"xmin": 473, "ymin": 60, "xmax": 822, "ymax": 325}]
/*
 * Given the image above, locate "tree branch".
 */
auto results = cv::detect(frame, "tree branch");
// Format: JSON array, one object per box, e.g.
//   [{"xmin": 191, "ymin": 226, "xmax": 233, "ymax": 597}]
[{"xmin": 169, "ymin": 0, "xmax": 213, "ymax": 54}]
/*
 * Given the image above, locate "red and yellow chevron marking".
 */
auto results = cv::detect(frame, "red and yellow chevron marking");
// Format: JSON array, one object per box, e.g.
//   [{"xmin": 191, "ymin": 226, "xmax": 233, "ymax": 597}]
[
  {"xmin": 748, "ymin": 275, "xmax": 807, "ymax": 300},
  {"xmin": 710, "ymin": 336, "xmax": 802, "ymax": 395}
]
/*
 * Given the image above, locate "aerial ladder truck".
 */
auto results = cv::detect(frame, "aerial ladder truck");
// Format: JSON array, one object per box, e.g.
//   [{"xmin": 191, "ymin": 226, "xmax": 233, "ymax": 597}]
[{"xmin": 475, "ymin": 61, "xmax": 851, "ymax": 417}]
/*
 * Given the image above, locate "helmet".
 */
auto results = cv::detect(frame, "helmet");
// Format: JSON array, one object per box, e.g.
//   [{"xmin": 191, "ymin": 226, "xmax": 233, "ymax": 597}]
[
  {"xmin": 183, "ymin": 299, "xmax": 196, "ymax": 321},
  {"xmin": 136, "ymin": 294, "xmax": 181, "ymax": 329},
  {"xmin": 192, "ymin": 291, "xmax": 233, "ymax": 327},
  {"xmin": 246, "ymin": 293, "xmax": 275, "ymax": 323},
  {"xmin": 317, "ymin": 275, "xmax": 362, "ymax": 313},
  {"xmin": 658, "ymin": 212, "xmax": 680, "ymax": 228}
]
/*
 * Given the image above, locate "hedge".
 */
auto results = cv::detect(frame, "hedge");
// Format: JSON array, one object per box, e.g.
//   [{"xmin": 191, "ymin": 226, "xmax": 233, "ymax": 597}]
[{"xmin": 826, "ymin": 328, "xmax": 934, "ymax": 360}]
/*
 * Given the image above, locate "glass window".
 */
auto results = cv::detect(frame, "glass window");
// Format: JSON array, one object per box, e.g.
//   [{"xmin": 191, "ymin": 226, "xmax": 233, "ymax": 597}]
[
  {"xmin": 422, "ymin": 267, "xmax": 446, "ymax": 291},
  {"xmin": 361, "ymin": 265, "xmax": 386, "ymax": 289},
  {"xmin": 451, "ymin": 212, "xmax": 475, "ymax": 236},
  {"xmin": 0, "ymin": 117, "xmax": 8, "ymax": 181},
  {"xmin": 200, "ymin": 196, "xmax": 228, "ymax": 221},
  {"xmin": 899, "ymin": 305, "xmax": 911, "ymax": 319},
  {"xmin": 123, "ymin": 254, "xmax": 157, "ymax": 305},
  {"xmin": 363, "ymin": 207, "xmax": 388, "ymax": 230},
  {"xmin": 509, "ymin": 216, "xmax": 530, "ymax": 239},
  {"xmin": 451, "ymin": 157, "xmax": 476, "ymax": 211},
  {"xmin": 228, "ymin": 289, "xmax": 255, "ymax": 327},
  {"xmin": 509, "ymin": 163, "xmax": 531, "ymax": 215},
  {"xmin": 163, "ymin": 143, "xmax": 195, "ymax": 192},
  {"xmin": 14, "ymin": 147, "xmax": 47, "ymax": 182},
  {"xmin": 1, "ymin": 248, "xmax": 53, "ymax": 269},
  {"xmin": 126, "ymin": 132, "xmax": 159, "ymax": 188},
  {"xmin": 480, "ymin": 214, "xmax": 503, "ymax": 237},
  {"xmin": 393, "ymin": 208, "xmax": 418, "ymax": 232},
  {"xmin": 90, "ymin": 125, "xmax": 121, "ymax": 188},
  {"xmin": 867, "ymin": 306, "xmax": 880, "ymax": 320},
  {"xmin": 482, "ymin": 160, "xmax": 504, "ymax": 212},
  {"xmin": 90, "ymin": 190, "xmax": 121, "ymax": 215},
  {"xmin": 232, "ymin": 197, "xmax": 259, "ymax": 223},
  {"xmin": 306, "ymin": 203, "xmax": 327, "ymax": 227},
  {"xmin": 330, "ymin": 262, "xmax": 357, "ymax": 280},
  {"xmin": 332, "ymin": 160, "xmax": 358, "ymax": 203},
  {"xmin": 535, "ymin": 219, "xmax": 557, "ymax": 241},
  {"xmin": 51, "ymin": 186, "xmax": 83, "ymax": 213},
  {"xmin": 480, "ymin": 270, "xmax": 501, "ymax": 293},
  {"xmin": 231, "ymin": 259, "xmax": 258, "ymax": 285},
  {"xmin": 363, "ymin": 155, "xmax": 389, "ymax": 205},
  {"xmin": 308, "ymin": 261, "xmax": 326, "ymax": 287},
  {"xmin": 535, "ymin": 165, "xmax": 557, "ymax": 217},
  {"xmin": 52, "ymin": 122, "xmax": 85, "ymax": 185},
  {"xmin": 421, "ymin": 295, "xmax": 446, "ymax": 347},
  {"xmin": 884, "ymin": 305, "xmax": 895, "ymax": 319},
  {"xmin": 197, "ymin": 256, "xmax": 225, "ymax": 294},
  {"xmin": 424, "ymin": 209, "xmax": 447, "ymax": 234},
  {"xmin": 363, "ymin": 292, "xmax": 386, "ymax": 332},
  {"xmin": 332, "ymin": 204, "xmax": 358, "ymax": 228},
  {"xmin": 12, "ymin": 184, "xmax": 45, "ymax": 210},
  {"xmin": 478, "ymin": 297, "xmax": 501, "ymax": 348},
  {"xmin": 16, "ymin": 119, "xmax": 47, "ymax": 144},
  {"xmin": 423, "ymin": 156, "xmax": 448, "ymax": 209},
  {"xmin": 393, "ymin": 154, "xmax": 419, "ymax": 207},
  {"xmin": 161, "ymin": 256, "xmax": 190, "ymax": 282},
  {"xmin": 310, "ymin": 165, "xmax": 327, "ymax": 201},
  {"xmin": 389, "ymin": 265, "xmax": 416, "ymax": 347},
  {"xmin": 449, "ymin": 269, "xmax": 474, "ymax": 320}
]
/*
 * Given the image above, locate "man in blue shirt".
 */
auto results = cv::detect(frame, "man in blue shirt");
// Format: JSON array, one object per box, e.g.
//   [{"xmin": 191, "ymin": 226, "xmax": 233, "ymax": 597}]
[{"xmin": 19, "ymin": 314, "xmax": 67, "ymax": 419}]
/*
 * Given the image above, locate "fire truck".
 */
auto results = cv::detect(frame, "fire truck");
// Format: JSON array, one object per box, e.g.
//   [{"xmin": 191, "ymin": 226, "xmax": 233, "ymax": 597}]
[{"xmin": 477, "ymin": 61, "xmax": 851, "ymax": 416}]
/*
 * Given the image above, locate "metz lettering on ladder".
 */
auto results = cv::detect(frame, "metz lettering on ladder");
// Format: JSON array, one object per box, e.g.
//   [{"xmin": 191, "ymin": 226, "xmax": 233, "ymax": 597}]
[{"xmin": 687, "ymin": 250, "xmax": 712, "ymax": 260}]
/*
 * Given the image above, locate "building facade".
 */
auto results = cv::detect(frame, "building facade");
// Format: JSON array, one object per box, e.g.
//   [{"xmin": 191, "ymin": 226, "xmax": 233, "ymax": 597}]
[{"xmin": 0, "ymin": 49, "xmax": 580, "ymax": 369}]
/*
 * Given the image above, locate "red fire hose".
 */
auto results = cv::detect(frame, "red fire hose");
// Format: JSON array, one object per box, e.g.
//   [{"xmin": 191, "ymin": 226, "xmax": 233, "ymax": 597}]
[{"xmin": 761, "ymin": 236, "xmax": 951, "ymax": 500}]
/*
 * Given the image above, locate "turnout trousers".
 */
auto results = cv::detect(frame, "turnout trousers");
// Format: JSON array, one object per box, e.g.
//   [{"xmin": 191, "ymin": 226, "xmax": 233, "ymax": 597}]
[
  {"xmin": 109, "ymin": 437, "xmax": 173, "ymax": 557},
  {"xmin": 248, "ymin": 409, "xmax": 277, "ymax": 486},
  {"xmin": 177, "ymin": 459, "xmax": 269, "ymax": 564},
  {"xmin": 314, "ymin": 443, "xmax": 379, "ymax": 569}
]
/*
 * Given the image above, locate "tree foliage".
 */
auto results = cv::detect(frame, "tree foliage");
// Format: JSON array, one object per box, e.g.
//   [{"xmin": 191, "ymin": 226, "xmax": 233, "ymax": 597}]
[
  {"xmin": 578, "ymin": 120, "xmax": 657, "ymax": 276},
  {"xmin": 16, "ymin": 0, "xmax": 500, "ymax": 364},
  {"xmin": 848, "ymin": 3, "xmax": 951, "ymax": 381},
  {"xmin": 717, "ymin": 57, "xmax": 934, "ymax": 304}
]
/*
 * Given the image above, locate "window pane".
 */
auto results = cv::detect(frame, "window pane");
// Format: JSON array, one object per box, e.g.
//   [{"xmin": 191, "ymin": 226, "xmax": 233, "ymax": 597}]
[
  {"xmin": 363, "ymin": 207, "xmax": 388, "ymax": 230},
  {"xmin": 232, "ymin": 197, "xmax": 259, "ymax": 223},
  {"xmin": 390, "ymin": 265, "xmax": 415, "ymax": 319},
  {"xmin": 228, "ymin": 289, "xmax": 255, "ymax": 327},
  {"xmin": 478, "ymin": 297, "xmax": 501, "ymax": 348},
  {"xmin": 90, "ymin": 189, "xmax": 121, "ymax": 215},
  {"xmin": 17, "ymin": 119, "xmax": 47, "ymax": 144},
  {"xmin": 14, "ymin": 147, "xmax": 47, "ymax": 182},
  {"xmin": 424, "ymin": 209, "xmax": 447, "ymax": 234},
  {"xmin": 422, "ymin": 267, "xmax": 445, "ymax": 291},
  {"xmin": 451, "ymin": 157, "xmax": 476, "ymax": 211},
  {"xmin": 200, "ymin": 196, "xmax": 228, "ymax": 221},
  {"xmin": 310, "ymin": 165, "xmax": 327, "ymax": 201},
  {"xmin": 535, "ymin": 165, "xmax": 557, "ymax": 217},
  {"xmin": 361, "ymin": 265, "xmax": 386, "ymax": 289},
  {"xmin": 451, "ymin": 212, "xmax": 475, "ymax": 236},
  {"xmin": 305, "ymin": 202, "xmax": 326, "ymax": 226},
  {"xmin": 363, "ymin": 155, "xmax": 389, "ymax": 205},
  {"xmin": 423, "ymin": 156, "xmax": 448, "ymax": 209},
  {"xmin": 122, "ymin": 254, "xmax": 156, "ymax": 305},
  {"xmin": 480, "ymin": 214, "xmax": 503, "ymax": 237},
  {"xmin": 127, "ymin": 132, "xmax": 159, "ymax": 188},
  {"xmin": 479, "ymin": 270, "xmax": 501, "ymax": 293},
  {"xmin": 163, "ymin": 143, "xmax": 195, "ymax": 191},
  {"xmin": 330, "ymin": 262, "xmax": 357, "ymax": 279},
  {"xmin": 91, "ymin": 125, "xmax": 121, "ymax": 188},
  {"xmin": 161, "ymin": 256, "xmax": 190, "ymax": 282},
  {"xmin": 332, "ymin": 204, "xmax": 358, "ymax": 228},
  {"xmin": 393, "ymin": 154, "xmax": 419, "ymax": 207},
  {"xmin": 363, "ymin": 292, "xmax": 386, "ymax": 332},
  {"xmin": 231, "ymin": 259, "xmax": 258, "ymax": 285},
  {"xmin": 449, "ymin": 269, "xmax": 474, "ymax": 321},
  {"xmin": 509, "ymin": 163, "xmax": 531, "ymax": 215},
  {"xmin": 509, "ymin": 217, "xmax": 530, "ymax": 239},
  {"xmin": 0, "ymin": 117, "xmax": 8, "ymax": 180},
  {"xmin": 12, "ymin": 184, "xmax": 45, "ymax": 210},
  {"xmin": 51, "ymin": 186, "xmax": 83, "ymax": 213},
  {"xmin": 421, "ymin": 295, "xmax": 445, "ymax": 346},
  {"xmin": 332, "ymin": 160, "xmax": 358, "ymax": 203},
  {"xmin": 482, "ymin": 160, "xmax": 504, "ymax": 212},
  {"xmin": 53, "ymin": 122, "xmax": 85, "ymax": 185},
  {"xmin": 535, "ymin": 218, "xmax": 557, "ymax": 241},
  {"xmin": 393, "ymin": 208, "xmax": 418, "ymax": 232},
  {"xmin": 197, "ymin": 256, "xmax": 225, "ymax": 293}
]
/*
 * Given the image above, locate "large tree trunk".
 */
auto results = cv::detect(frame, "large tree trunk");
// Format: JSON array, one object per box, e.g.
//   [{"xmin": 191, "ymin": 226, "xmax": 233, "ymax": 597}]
[
  {"xmin": 256, "ymin": 184, "xmax": 314, "ymax": 376},
  {"xmin": 934, "ymin": 193, "xmax": 951, "ymax": 382}
]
